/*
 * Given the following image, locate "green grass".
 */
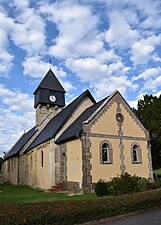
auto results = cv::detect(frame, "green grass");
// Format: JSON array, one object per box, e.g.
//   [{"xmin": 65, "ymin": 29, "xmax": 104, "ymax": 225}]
[{"xmin": 0, "ymin": 183, "xmax": 96, "ymax": 204}]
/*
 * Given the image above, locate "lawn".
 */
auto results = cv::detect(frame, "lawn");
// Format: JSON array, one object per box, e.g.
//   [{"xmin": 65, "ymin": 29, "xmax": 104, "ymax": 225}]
[{"xmin": 0, "ymin": 183, "xmax": 96, "ymax": 204}]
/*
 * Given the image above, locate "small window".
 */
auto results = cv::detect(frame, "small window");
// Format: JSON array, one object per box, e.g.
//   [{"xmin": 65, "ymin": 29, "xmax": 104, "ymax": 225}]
[
  {"xmin": 100, "ymin": 141, "xmax": 113, "ymax": 164},
  {"xmin": 131, "ymin": 143, "xmax": 142, "ymax": 164},
  {"xmin": 41, "ymin": 150, "xmax": 44, "ymax": 167},
  {"xmin": 132, "ymin": 145, "xmax": 138, "ymax": 162},
  {"xmin": 102, "ymin": 143, "xmax": 109, "ymax": 163}
]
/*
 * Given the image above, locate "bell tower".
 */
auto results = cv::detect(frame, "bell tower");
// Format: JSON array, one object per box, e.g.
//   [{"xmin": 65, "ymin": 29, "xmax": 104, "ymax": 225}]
[{"xmin": 34, "ymin": 69, "xmax": 66, "ymax": 126}]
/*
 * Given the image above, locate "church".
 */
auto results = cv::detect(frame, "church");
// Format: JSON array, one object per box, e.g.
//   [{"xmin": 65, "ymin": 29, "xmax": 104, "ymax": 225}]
[{"xmin": 3, "ymin": 69, "xmax": 153, "ymax": 193}]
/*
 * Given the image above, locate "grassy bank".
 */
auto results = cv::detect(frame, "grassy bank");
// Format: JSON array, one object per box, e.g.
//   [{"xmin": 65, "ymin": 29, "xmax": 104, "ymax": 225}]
[
  {"xmin": 0, "ymin": 183, "xmax": 96, "ymax": 204},
  {"xmin": 0, "ymin": 184, "xmax": 161, "ymax": 225}
]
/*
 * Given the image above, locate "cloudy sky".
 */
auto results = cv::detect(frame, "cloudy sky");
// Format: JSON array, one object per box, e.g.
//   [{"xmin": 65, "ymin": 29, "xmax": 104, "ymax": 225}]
[{"xmin": 0, "ymin": 0, "xmax": 161, "ymax": 157}]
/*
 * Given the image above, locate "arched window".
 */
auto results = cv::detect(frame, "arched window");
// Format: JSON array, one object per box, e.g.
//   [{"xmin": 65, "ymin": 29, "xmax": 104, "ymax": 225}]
[
  {"xmin": 100, "ymin": 141, "xmax": 113, "ymax": 164},
  {"xmin": 102, "ymin": 143, "xmax": 109, "ymax": 163},
  {"xmin": 131, "ymin": 143, "xmax": 142, "ymax": 164},
  {"xmin": 41, "ymin": 150, "xmax": 44, "ymax": 167}
]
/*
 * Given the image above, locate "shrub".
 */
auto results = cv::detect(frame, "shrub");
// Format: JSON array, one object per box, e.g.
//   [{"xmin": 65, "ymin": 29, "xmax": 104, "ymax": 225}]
[
  {"xmin": 95, "ymin": 173, "xmax": 161, "ymax": 197},
  {"xmin": 136, "ymin": 177, "xmax": 147, "ymax": 192},
  {"xmin": 95, "ymin": 179, "xmax": 109, "ymax": 196},
  {"xmin": 108, "ymin": 173, "xmax": 138, "ymax": 195},
  {"xmin": 146, "ymin": 179, "xmax": 161, "ymax": 190}
]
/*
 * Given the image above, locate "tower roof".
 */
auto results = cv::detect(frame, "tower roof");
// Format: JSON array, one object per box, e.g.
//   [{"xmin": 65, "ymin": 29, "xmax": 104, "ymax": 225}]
[{"xmin": 33, "ymin": 69, "xmax": 66, "ymax": 94}]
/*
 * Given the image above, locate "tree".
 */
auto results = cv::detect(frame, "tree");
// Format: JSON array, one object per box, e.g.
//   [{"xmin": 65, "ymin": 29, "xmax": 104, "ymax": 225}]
[{"xmin": 133, "ymin": 94, "xmax": 161, "ymax": 169}]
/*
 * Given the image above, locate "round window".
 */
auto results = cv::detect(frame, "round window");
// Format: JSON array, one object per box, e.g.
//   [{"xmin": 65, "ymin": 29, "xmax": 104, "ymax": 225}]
[{"xmin": 116, "ymin": 113, "xmax": 124, "ymax": 123}]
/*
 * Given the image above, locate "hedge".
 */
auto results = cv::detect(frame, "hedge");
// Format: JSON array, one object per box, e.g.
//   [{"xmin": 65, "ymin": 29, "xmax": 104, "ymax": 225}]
[{"xmin": 0, "ymin": 189, "xmax": 161, "ymax": 225}]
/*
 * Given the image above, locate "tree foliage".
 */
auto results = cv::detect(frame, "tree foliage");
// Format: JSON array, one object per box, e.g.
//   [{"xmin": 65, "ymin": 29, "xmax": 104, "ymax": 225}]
[{"xmin": 133, "ymin": 94, "xmax": 161, "ymax": 169}]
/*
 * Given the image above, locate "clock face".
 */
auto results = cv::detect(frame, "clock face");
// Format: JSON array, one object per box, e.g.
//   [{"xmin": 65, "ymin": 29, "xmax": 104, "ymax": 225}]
[{"xmin": 49, "ymin": 95, "xmax": 56, "ymax": 102}]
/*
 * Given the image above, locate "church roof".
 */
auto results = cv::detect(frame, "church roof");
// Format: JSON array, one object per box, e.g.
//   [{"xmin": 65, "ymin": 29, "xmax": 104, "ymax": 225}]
[
  {"xmin": 3, "ymin": 127, "xmax": 36, "ymax": 161},
  {"xmin": 55, "ymin": 97, "xmax": 108, "ymax": 144},
  {"xmin": 24, "ymin": 90, "xmax": 96, "ymax": 153},
  {"xmin": 33, "ymin": 69, "xmax": 66, "ymax": 94}
]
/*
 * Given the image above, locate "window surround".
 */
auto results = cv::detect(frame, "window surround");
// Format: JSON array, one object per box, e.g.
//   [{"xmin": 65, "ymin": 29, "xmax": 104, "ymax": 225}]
[
  {"xmin": 100, "ymin": 140, "xmax": 113, "ymax": 164},
  {"xmin": 131, "ymin": 142, "xmax": 142, "ymax": 164}
]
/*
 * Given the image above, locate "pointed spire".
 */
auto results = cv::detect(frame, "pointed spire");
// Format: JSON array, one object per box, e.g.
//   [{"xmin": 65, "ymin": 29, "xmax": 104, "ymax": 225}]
[{"xmin": 33, "ymin": 69, "xmax": 66, "ymax": 94}]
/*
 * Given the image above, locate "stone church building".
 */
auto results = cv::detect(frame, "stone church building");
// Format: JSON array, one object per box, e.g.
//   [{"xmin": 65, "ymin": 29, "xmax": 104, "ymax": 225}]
[{"xmin": 3, "ymin": 69, "xmax": 153, "ymax": 193}]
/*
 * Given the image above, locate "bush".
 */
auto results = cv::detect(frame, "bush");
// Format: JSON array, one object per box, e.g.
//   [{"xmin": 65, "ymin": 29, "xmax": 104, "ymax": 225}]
[
  {"xmin": 109, "ymin": 173, "xmax": 138, "ymax": 195},
  {"xmin": 95, "ymin": 179, "xmax": 109, "ymax": 196},
  {"xmin": 95, "ymin": 173, "xmax": 161, "ymax": 197},
  {"xmin": 146, "ymin": 179, "xmax": 161, "ymax": 190}
]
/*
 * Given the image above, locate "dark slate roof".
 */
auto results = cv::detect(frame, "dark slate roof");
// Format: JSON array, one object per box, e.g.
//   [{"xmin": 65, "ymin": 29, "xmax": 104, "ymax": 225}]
[
  {"xmin": 33, "ymin": 69, "xmax": 66, "ymax": 94},
  {"xmin": 24, "ymin": 90, "xmax": 96, "ymax": 153},
  {"xmin": 3, "ymin": 127, "xmax": 36, "ymax": 161},
  {"xmin": 55, "ymin": 97, "xmax": 107, "ymax": 144}
]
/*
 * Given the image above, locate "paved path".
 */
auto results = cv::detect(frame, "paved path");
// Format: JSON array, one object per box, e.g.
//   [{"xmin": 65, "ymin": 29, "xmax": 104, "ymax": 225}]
[{"xmin": 79, "ymin": 207, "xmax": 161, "ymax": 225}]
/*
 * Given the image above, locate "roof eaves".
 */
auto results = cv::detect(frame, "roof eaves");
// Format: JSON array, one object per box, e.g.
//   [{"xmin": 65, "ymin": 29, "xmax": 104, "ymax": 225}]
[{"xmin": 56, "ymin": 135, "xmax": 78, "ymax": 145}]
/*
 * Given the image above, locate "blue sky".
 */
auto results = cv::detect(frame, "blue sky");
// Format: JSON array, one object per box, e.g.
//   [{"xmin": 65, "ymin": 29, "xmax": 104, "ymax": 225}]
[{"xmin": 0, "ymin": 0, "xmax": 161, "ymax": 157}]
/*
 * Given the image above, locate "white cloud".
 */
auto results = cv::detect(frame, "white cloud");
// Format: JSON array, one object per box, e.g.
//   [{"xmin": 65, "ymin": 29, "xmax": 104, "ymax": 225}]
[
  {"xmin": 103, "ymin": 0, "xmax": 161, "ymax": 30},
  {"xmin": 152, "ymin": 54, "xmax": 161, "ymax": 62},
  {"xmin": 66, "ymin": 58, "xmax": 109, "ymax": 82},
  {"xmin": 12, "ymin": 0, "xmax": 29, "ymax": 9},
  {"xmin": 133, "ymin": 67, "xmax": 161, "ymax": 81},
  {"xmin": 130, "ymin": 35, "xmax": 161, "ymax": 65},
  {"xmin": 105, "ymin": 10, "xmax": 139, "ymax": 49},
  {"xmin": 0, "ymin": 84, "xmax": 33, "ymax": 112},
  {"xmin": 91, "ymin": 76, "xmax": 132, "ymax": 99},
  {"xmin": 66, "ymin": 57, "xmax": 131, "ymax": 84},
  {"xmin": 10, "ymin": 7, "xmax": 46, "ymax": 56},
  {"xmin": 62, "ymin": 81, "xmax": 76, "ymax": 92},
  {"xmin": 127, "ymin": 99, "xmax": 138, "ymax": 109},
  {"xmin": 95, "ymin": 49, "xmax": 120, "ymax": 63},
  {"xmin": 145, "ymin": 76, "xmax": 161, "ymax": 91},
  {"xmin": 40, "ymin": 2, "xmax": 101, "ymax": 59},
  {"xmin": 0, "ymin": 12, "xmax": 14, "ymax": 75},
  {"xmin": 23, "ymin": 56, "xmax": 67, "ymax": 79},
  {"xmin": 0, "ymin": 84, "xmax": 35, "ymax": 156},
  {"xmin": 0, "ymin": 110, "xmax": 34, "ymax": 156},
  {"xmin": 0, "ymin": 2, "xmax": 47, "ymax": 75}
]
